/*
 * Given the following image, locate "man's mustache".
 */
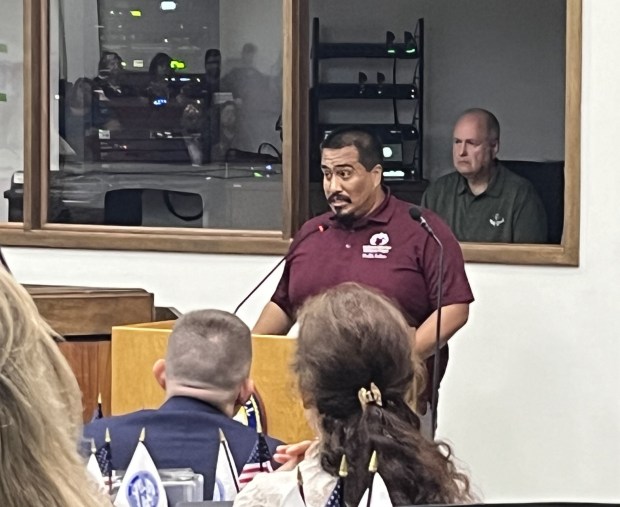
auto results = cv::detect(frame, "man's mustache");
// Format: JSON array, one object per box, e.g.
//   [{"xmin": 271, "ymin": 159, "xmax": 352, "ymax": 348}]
[{"xmin": 328, "ymin": 193, "xmax": 351, "ymax": 204}]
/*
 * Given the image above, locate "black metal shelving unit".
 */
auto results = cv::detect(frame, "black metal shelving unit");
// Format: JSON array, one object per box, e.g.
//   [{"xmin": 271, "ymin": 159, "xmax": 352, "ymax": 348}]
[{"xmin": 309, "ymin": 17, "xmax": 425, "ymax": 184}]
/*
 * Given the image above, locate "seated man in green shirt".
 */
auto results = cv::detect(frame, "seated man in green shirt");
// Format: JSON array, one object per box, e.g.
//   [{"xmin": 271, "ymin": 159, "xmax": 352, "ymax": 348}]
[{"xmin": 421, "ymin": 108, "xmax": 548, "ymax": 243}]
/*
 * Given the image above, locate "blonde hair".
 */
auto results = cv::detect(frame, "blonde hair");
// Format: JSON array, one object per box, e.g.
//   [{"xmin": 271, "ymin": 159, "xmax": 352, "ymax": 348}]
[{"xmin": 0, "ymin": 269, "xmax": 109, "ymax": 506}]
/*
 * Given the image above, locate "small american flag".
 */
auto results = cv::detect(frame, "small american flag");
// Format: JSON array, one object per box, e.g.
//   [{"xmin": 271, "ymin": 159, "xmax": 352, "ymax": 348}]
[
  {"xmin": 95, "ymin": 441, "xmax": 112, "ymax": 476},
  {"xmin": 325, "ymin": 478, "xmax": 343, "ymax": 507},
  {"xmin": 95, "ymin": 428, "xmax": 112, "ymax": 477},
  {"xmin": 238, "ymin": 433, "xmax": 273, "ymax": 488}
]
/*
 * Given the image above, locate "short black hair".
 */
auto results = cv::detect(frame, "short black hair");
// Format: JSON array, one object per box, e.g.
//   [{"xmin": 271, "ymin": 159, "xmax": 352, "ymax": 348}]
[{"xmin": 321, "ymin": 125, "xmax": 384, "ymax": 171}]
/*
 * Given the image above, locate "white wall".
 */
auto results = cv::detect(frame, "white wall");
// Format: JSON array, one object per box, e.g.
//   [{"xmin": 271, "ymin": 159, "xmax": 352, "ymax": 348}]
[
  {"xmin": 310, "ymin": 0, "xmax": 566, "ymax": 180},
  {"xmin": 3, "ymin": 0, "xmax": 620, "ymax": 502}
]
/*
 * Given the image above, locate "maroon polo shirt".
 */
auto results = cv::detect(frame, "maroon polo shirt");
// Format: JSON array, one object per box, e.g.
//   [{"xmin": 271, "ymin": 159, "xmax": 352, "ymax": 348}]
[{"xmin": 271, "ymin": 190, "xmax": 474, "ymax": 402}]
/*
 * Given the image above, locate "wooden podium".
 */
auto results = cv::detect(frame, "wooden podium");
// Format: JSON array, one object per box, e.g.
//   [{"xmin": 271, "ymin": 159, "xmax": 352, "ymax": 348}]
[
  {"xmin": 110, "ymin": 321, "xmax": 313, "ymax": 444},
  {"xmin": 26, "ymin": 285, "xmax": 155, "ymax": 422}
]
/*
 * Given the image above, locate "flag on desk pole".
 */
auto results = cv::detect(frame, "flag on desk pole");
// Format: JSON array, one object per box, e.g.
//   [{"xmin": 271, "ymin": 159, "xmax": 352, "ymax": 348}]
[
  {"xmin": 87, "ymin": 438, "xmax": 107, "ymax": 493},
  {"xmin": 114, "ymin": 428, "xmax": 168, "ymax": 507},
  {"xmin": 238, "ymin": 435, "xmax": 274, "ymax": 487},
  {"xmin": 325, "ymin": 455, "xmax": 347, "ymax": 507},
  {"xmin": 90, "ymin": 392, "xmax": 104, "ymax": 422},
  {"xmin": 238, "ymin": 404, "xmax": 273, "ymax": 488},
  {"xmin": 357, "ymin": 451, "xmax": 392, "ymax": 507},
  {"xmin": 212, "ymin": 428, "xmax": 240, "ymax": 501},
  {"xmin": 95, "ymin": 427, "xmax": 113, "ymax": 494}
]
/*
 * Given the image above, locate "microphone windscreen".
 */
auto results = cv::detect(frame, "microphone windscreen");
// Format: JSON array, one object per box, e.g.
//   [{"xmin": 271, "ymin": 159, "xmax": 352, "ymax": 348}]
[{"xmin": 409, "ymin": 206, "xmax": 423, "ymax": 222}]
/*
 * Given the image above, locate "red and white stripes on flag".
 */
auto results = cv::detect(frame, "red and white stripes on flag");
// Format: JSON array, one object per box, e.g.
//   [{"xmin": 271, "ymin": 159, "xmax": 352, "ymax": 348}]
[{"xmin": 238, "ymin": 434, "xmax": 274, "ymax": 488}]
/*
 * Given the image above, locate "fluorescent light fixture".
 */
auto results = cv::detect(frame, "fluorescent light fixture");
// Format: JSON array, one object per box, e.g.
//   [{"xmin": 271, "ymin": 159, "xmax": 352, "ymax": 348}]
[{"xmin": 160, "ymin": 1, "xmax": 177, "ymax": 11}]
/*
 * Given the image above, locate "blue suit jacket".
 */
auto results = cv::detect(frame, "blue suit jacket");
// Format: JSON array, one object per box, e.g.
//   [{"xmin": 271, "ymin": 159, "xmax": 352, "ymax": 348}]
[{"xmin": 84, "ymin": 396, "xmax": 282, "ymax": 499}]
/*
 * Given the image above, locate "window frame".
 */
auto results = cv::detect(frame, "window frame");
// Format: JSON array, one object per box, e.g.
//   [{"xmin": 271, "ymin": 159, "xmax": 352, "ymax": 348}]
[
  {"xmin": 3, "ymin": 0, "xmax": 580, "ymax": 265},
  {"xmin": 2, "ymin": 0, "xmax": 308, "ymax": 255}
]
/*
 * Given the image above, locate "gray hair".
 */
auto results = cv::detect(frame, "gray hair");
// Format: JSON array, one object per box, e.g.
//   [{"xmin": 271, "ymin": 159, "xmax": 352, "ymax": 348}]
[{"xmin": 166, "ymin": 310, "xmax": 252, "ymax": 400}]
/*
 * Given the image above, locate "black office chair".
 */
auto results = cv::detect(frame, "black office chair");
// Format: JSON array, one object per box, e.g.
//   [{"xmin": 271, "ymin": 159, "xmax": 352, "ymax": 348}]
[{"xmin": 502, "ymin": 160, "xmax": 565, "ymax": 244}]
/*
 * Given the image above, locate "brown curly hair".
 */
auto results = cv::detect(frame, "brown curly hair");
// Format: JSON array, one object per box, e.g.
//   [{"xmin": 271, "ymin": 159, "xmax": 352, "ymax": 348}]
[{"xmin": 294, "ymin": 282, "xmax": 473, "ymax": 505}]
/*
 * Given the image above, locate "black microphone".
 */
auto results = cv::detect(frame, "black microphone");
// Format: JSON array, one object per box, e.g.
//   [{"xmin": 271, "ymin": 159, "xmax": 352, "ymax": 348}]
[
  {"xmin": 234, "ymin": 223, "xmax": 330, "ymax": 315},
  {"xmin": 409, "ymin": 205, "xmax": 443, "ymax": 438}
]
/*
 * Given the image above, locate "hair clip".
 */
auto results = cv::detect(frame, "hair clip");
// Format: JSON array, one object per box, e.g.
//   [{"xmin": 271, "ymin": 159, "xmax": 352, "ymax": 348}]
[{"xmin": 358, "ymin": 382, "xmax": 383, "ymax": 409}]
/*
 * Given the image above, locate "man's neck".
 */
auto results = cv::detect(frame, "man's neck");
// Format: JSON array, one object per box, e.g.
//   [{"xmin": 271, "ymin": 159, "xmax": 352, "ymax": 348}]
[
  {"xmin": 166, "ymin": 386, "xmax": 236, "ymax": 417},
  {"xmin": 335, "ymin": 186, "xmax": 386, "ymax": 227},
  {"xmin": 466, "ymin": 162, "xmax": 497, "ymax": 196}
]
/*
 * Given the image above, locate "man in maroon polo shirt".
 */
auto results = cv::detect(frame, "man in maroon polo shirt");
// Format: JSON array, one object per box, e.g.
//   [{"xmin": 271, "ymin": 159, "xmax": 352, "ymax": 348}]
[{"xmin": 253, "ymin": 126, "xmax": 473, "ymax": 420}]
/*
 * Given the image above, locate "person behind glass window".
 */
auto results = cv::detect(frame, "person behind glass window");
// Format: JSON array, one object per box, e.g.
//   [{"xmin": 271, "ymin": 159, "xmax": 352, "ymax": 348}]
[
  {"xmin": 210, "ymin": 101, "xmax": 238, "ymax": 162},
  {"xmin": 93, "ymin": 51, "xmax": 132, "ymax": 99},
  {"xmin": 421, "ymin": 108, "xmax": 548, "ymax": 243},
  {"xmin": 146, "ymin": 52, "xmax": 175, "ymax": 106},
  {"xmin": 177, "ymin": 49, "xmax": 223, "ymax": 163},
  {"xmin": 221, "ymin": 43, "xmax": 271, "ymax": 151},
  {"xmin": 235, "ymin": 283, "xmax": 474, "ymax": 506},
  {"xmin": 0, "ymin": 268, "xmax": 110, "ymax": 506},
  {"xmin": 60, "ymin": 77, "xmax": 118, "ymax": 161}
]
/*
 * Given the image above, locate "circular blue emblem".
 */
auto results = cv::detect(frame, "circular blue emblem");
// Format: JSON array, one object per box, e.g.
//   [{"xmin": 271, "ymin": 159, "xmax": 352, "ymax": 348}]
[{"xmin": 126, "ymin": 471, "xmax": 160, "ymax": 507}]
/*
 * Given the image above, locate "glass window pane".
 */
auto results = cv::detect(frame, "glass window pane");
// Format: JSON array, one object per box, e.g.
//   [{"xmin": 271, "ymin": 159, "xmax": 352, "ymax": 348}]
[
  {"xmin": 0, "ymin": 0, "xmax": 23, "ymax": 223},
  {"xmin": 50, "ymin": 0, "xmax": 283, "ymax": 230}
]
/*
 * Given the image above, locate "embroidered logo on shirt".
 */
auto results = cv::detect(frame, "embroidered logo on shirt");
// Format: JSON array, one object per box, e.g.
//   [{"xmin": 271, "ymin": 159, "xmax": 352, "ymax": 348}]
[
  {"xmin": 489, "ymin": 213, "xmax": 505, "ymax": 227},
  {"xmin": 363, "ymin": 232, "xmax": 392, "ymax": 258}
]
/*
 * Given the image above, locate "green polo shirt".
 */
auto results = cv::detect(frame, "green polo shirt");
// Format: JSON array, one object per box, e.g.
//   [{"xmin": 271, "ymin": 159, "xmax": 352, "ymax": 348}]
[{"xmin": 421, "ymin": 163, "xmax": 548, "ymax": 243}]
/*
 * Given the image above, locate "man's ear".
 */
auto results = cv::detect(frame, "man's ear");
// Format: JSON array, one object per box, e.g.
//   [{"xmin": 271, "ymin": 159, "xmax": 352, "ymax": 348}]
[
  {"xmin": 235, "ymin": 378, "xmax": 254, "ymax": 407},
  {"xmin": 491, "ymin": 139, "xmax": 500, "ymax": 158},
  {"xmin": 152, "ymin": 359, "xmax": 166, "ymax": 390},
  {"xmin": 371, "ymin": 164, "xmax": 383, "ymax": 188}
]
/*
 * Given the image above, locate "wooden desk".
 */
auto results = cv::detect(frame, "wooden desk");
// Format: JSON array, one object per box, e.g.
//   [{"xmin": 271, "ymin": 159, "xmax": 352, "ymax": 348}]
[{"xmin": 26, "ymin": 285, "xmax": 155, "ymax": 422}]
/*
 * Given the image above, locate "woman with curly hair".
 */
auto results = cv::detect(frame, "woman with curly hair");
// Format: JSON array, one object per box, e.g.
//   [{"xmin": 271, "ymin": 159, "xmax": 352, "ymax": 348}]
[
  {"xmin": 234, "ymin": 282, "xmax": 474, "ymax": 506},
  {"xmin": 0, "ymin": 269, "xmax": 110, "ymax": 506}
]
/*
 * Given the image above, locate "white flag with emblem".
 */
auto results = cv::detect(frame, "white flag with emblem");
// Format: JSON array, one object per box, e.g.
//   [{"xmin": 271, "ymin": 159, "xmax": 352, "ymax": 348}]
[
  {"xmin": 86, "ymin": 452, "xmax": 106, "ymax": 492},
  {"xmin": 114, "ymin": 440, "xmax": 168, "ymax": 507}
]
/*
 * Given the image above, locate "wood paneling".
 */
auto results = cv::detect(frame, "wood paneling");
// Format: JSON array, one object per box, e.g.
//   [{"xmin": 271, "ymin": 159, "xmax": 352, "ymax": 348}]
[
  {"xmin": 58, "ymin": 340, "xmax": 111, "ymax": 422},
  {"xmin": 26, "ymin": 285, "xmax": 155, "ymax": 422},
  {"xmin": 27, "ymin": 285, "xmax": 154, "ymax": 336}
]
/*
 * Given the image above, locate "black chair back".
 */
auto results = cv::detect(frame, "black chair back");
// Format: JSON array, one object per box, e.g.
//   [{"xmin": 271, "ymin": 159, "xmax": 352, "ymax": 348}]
[{"xmin": 502, "ymin": 160, "xmax": 565, "ymax": 244}]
